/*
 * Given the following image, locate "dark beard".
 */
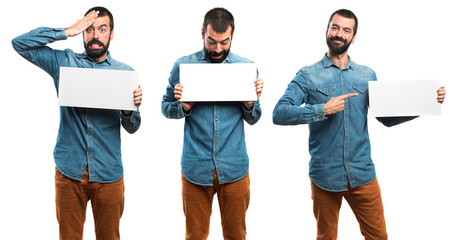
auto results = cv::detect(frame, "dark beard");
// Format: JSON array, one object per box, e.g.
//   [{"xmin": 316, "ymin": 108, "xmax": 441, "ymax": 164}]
[
  {"xmin": 204, "ymin": 47, "xmax": 230, "ymax": 63},
  {"xmin": 326, "ymin": 36, "xmax": 352, "ymax": 55},
  {"xmin": 84, "ymin": 38, "xmax": 110, "ymax": 60}
]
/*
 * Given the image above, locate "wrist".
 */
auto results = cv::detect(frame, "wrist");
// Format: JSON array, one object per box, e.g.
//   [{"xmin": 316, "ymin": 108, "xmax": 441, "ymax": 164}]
[
  {"xmin": 323, "ymin": 103, "xmax": 329, "ymax": 115},
  {"xmin": 243, "ymin": 102, "xmax": 254, "ymax": 111},
  {"xmin": 122, "ymin": 110, "xmax": 133, "ymax": 117}
]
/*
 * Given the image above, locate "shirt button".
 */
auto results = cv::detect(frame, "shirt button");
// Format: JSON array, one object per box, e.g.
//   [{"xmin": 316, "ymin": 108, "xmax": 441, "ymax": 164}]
[
  {"xmin": 88, "ymin": 152, "xmax": 91, "ymax": 156},
  {"xmin": 215, "ymin": 118, "xmax": 218, "ymax": 121},
  {"xmin": 88, "ymin": 133, "xmax": 91, "ymax": 136},
  {"xmin": 215, "ymin": 137, "xmax": 218, "ymax": 141}
]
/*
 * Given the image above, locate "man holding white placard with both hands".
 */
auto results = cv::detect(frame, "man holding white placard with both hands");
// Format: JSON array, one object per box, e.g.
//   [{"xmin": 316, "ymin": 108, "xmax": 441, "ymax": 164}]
[
  {"xmin": 12, "ymin": 6, "xmax": 142, "ymax": 240},
  {"xmin": 273, "ymin": 9, "xmax": 445, "ymax": 240},
  {"xmin": 162, "ymin": 7, "xmax": 262, "ymax": 240}
]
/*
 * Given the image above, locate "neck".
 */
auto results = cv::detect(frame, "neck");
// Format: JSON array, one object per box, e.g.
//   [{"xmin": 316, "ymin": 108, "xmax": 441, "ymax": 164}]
[{"xmin": 327, "ymin": 50, "xmax": 349, "ymax": 69}]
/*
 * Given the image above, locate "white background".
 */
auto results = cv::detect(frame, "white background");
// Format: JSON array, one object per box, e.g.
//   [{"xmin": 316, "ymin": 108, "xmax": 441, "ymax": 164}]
[{"xmin": 1, "ymin": 0, "xmax": 456, "ymax": 239}]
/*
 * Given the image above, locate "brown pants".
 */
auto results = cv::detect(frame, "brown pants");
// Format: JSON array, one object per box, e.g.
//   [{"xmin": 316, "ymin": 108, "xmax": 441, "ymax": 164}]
[
  {"xmin": 181, "ymin": 171, "xmax": 250, "ymax": 240},
  {"xmin": 311, "ymin": 177, "xmax": 387, "ymax": 240},
  {"xmin": 55, "ymin": 168, "xmax": 124, "ymax": 240}
]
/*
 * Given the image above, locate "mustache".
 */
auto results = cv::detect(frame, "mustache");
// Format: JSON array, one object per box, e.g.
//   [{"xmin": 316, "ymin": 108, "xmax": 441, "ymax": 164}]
[
  {"xmin": 329, "ymin": 36, "xmax": 347, "ymax": 43},
  {"xmin": 87, "ymin": 39, "xmax": 106, "ymax": 48},
  {"xmin": 210, "ymin": 51, "xmax": 225, "ymax": 57}
]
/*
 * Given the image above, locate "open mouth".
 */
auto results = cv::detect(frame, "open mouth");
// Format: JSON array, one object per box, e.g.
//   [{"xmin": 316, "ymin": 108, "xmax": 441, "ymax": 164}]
[
  {"xmin": 89, "ymin": 44, "xmax": 103, "ymax": 49},
  {"xmin": 211, "ymin": 52, "xmax": 224, "ymax": 58},
  {"xmin": 87, "ymin": 39, "xmax": 105, "ymax": 50}
]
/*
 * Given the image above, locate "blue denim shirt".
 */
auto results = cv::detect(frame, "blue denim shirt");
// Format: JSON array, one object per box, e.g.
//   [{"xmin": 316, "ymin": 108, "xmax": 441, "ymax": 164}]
[
  {"xmin": 12, "ymin": 27, "xmax": 141, "ymax": 183},
  {"xmin": 162, "ymin": 50, "xmax": 261, "ymax": 186},
  {"xmin": 273, "ymin": 54, "xmax": 414, "ymax": 192}
]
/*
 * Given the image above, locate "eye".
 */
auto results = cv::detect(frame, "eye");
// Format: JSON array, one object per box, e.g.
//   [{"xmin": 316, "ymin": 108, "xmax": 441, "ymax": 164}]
[
  {"xmin": 86, "ymin": 27, "xmax": 94, "ymax": 33},
  {"xmin": 221, "ymin": 40, "xmax": 230, "ymax": 45}
]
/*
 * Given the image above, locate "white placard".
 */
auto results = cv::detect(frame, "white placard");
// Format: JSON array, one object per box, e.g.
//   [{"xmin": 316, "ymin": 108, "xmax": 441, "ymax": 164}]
[
  {"xmin": 368, "ymin": 80, "xmax": 441, "ymax": 117},
  {"xmin": 179, "ymin": 63, "xmax": 257, "ymax": 102},
  {"xmin": 58, "ymin": 67, "xmax": 138, "ymax": 111}
]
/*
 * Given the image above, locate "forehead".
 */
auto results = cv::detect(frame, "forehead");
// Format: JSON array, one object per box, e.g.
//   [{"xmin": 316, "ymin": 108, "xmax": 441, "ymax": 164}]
[
  {"xmin": 91, "ymin": 15, "xmax": 111, "ymax": 29},
  {"xmin": 329, "ymin": 14, "xmax": 355, "ymax": 30},
  {"xmin": 205, "ymin": 25, "xmax": 232, "ymax": 40}
]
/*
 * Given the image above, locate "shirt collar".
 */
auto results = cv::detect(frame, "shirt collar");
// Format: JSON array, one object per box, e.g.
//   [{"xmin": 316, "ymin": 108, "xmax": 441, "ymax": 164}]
[
  {"xmin": 322, "ymin": 53, "xmax": 353, "ymax": 70},
  {"xmin": 199, "ymin": 48, "xmax": 234, "ymax": 63},
  {"xmin": 82, "ymin": 51, "xmax": 113, "ymax": 65}
]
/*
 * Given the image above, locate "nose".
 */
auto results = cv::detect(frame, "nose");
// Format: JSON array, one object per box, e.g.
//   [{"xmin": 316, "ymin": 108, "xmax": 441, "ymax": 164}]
[
  {"xmin": 93, "ymin": 29, "xmax": 100, "ymax": 39},
  {"xmin": 336, "ymin": 29, "xmax": 343, "ymax": 38},
  {"xmin": 215, "ymin": 43, "xmax": 223, "ymax": 53}
]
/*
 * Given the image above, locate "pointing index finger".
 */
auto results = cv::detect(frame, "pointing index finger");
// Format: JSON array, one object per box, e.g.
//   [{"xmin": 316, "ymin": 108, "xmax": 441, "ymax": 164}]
[{"xmin": 340, "ymin": 93, "xmax": 359, "ymax": 100}]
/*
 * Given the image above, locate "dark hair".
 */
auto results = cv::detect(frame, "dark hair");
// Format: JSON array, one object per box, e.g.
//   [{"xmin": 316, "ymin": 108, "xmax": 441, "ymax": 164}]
[
  {"xmin": 202, "ymin": 8, "xmax": 234, "ymax": 35},
  {"xmin": 327, "ymin": 9, "xmax": 358, "ymax": 35},
  {"xmin": 85, "ymin": 6, "xmax": 114, "ymax": 31}
]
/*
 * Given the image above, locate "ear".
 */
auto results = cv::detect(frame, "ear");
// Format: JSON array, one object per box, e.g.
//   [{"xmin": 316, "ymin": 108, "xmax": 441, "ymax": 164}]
[
  {"xmin": 350, "ymin": 34, "xmax": 356, "ymax": 44},
  {"xmin": 110, "ymin": 29, "xmax": 115, "ymax": 41},
  {"xmin": 201, "ymin": 28, "xmax": 205, "ymax": 40}
]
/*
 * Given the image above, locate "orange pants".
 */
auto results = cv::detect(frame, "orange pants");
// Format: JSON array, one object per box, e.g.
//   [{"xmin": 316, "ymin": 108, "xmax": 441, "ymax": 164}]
[
  {"xmin": 181, "ymin": 171, "xmax": 250, "ymax": 240},
  {"xmin": 55, "ymin": 168, "xmax": 124, "ymax": 240},
  {"xmin": 311, "ymin": 177, "xmax": 387, "ymax": 240}
]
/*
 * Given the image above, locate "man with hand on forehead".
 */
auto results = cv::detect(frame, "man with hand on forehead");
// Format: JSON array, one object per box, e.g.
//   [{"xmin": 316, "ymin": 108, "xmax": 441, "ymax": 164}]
[
  {"xmin": 273, "ymin": 9, "xmax": 445, "ymax": 240},
  {"xmin": 12, "ymin": 6, "xmax": 142, "ymax": 239},
  {"xmin": 162, "ymin": 7, "xmax": 263, "ymax": 240}
]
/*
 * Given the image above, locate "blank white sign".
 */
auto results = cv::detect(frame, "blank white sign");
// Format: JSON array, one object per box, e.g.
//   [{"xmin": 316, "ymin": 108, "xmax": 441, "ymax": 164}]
[
  {"xmin": 368, "ymin": 80, "xmax": 441, "ymax": 117},
  {"xmin": 58, "ymin": 67, "xmax": 138, "ymax": 111},
  {"xmin": 179, "ymin": 63, "xmax": 257, "ymax": 102}
]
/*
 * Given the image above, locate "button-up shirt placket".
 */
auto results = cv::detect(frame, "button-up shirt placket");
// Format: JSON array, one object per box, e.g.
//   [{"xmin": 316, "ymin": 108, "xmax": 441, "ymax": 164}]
[
  {"xmin": 85, "ymin": 109, "xmax": 93, "ymax": 175},
  {"xmin": 213, "ymin": 105, "xmax": 220, "ymax": 174},
  {"xmin": 341, "ymin": 67, "xmax": 352, "ymax": 186}
]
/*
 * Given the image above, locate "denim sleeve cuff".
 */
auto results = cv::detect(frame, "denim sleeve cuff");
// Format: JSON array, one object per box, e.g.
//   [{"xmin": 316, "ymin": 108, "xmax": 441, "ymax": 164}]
[
  {"xmin": 121, "ymin": 110, "xmax": 132, "ymax": 119},
  {"xmin": 177, "ymin": 103, "xmax": 192, "ymax": 117},
  {"xmin": 54, "ymin": 28, "xmax": 68, "ymax": 40},
  {"xmin": 314, "ymin": 103, "xmax": 326, "ymax": 121},
  {"xmin": 241, "ymin": 103, "xmax": 254, "ymax": 114},
  {"xmin": 182, "ymin": 105, "xmax": 192, "ymax": 117}
]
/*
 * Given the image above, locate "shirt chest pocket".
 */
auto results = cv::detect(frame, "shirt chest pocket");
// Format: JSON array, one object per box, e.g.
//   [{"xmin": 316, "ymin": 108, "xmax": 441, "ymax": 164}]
[
  {"xmin": 351, "ymin": 84, "xmax": 368, "ymax": 107},
  {"xmin": 315, "ymin": 85, "xmax": 337, "ymax": 103}
]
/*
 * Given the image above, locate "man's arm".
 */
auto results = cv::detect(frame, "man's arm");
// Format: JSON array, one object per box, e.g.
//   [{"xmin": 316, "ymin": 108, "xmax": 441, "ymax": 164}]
[
  {"xmin": 12, "ymin": 10, "xmax": 99, "ymax": 85},
  {"xmin": 121, "ymin": 85, "xmax": 142, "ymax": 134},
  {"xmin": 273, "ymin": 72, "xmax": 326, "ymax": 125},
  {"xmin": 241, "ymin": 78, "xmax": 263, "ymax": 125},
  {"xmin": 12, "ymin": 27, "xmax": 68, "ymax": 82},
  {"xmin": 161, "ymin": 62, "xmax": 192, "ymax": 119},
  {"xmin": 121, "ymin": 111, "xmax": 141, "ymax": 134}
]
